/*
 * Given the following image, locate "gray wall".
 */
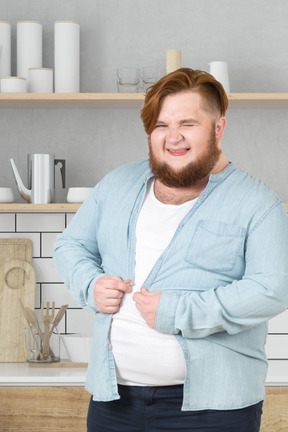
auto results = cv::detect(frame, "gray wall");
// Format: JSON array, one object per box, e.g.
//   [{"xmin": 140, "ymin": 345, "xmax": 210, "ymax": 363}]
[{"xmin": 1, "ymin": 0, "xmax": 288, "ymax": 202}]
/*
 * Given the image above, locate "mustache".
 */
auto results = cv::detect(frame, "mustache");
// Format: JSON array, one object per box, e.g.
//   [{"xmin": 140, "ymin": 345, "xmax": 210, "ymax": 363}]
[{"xmin": 148, "ymin": 133, "xmax": 221, "ymax": 188}]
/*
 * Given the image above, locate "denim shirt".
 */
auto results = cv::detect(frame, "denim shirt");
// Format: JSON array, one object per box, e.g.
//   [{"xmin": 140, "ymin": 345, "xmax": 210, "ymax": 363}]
[{"xmin": 53, "ymin": 161, "xmax": 288, "ymax": 410}]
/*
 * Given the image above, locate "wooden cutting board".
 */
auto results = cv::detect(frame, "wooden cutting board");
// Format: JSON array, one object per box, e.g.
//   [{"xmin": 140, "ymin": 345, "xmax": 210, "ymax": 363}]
[{"xmin": 0, "ymin": 239, "xmax": 36, "ymax": 362}]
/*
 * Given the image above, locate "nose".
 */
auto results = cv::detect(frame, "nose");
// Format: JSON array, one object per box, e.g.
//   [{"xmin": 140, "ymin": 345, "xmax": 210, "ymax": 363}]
[{"xmin": 166, "ymin": 126, "xmax": 183, "ymax": 144}]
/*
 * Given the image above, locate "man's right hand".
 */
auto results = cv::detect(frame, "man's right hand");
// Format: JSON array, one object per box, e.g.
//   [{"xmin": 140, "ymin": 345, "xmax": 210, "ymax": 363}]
[{"xmin": 94, "ymin": 275, "xmax": 132, "ymax": 313}]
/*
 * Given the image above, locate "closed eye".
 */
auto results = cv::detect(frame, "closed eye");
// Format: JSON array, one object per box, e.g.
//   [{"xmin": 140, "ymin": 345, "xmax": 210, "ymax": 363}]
[{"xmin": 154, "ymin": 124, "xmax": 168, "ymax": 128}]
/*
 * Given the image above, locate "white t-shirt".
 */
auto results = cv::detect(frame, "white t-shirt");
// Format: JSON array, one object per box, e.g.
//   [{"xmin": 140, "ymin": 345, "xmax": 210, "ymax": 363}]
[{"xmin": 110, "ymin": 179, "xmax": 197, "ymax": 386}]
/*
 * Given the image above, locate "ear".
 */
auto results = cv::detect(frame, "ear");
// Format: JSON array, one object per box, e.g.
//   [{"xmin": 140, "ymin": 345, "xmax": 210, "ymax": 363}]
[{"xmin": 215, "ymin": 117, "xmax": 226, "ymax": 140}]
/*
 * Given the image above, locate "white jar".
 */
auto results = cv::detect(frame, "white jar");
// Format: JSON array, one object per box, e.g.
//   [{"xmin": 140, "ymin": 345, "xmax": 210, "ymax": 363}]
[
  {"xmin": 28, "ymin": 68, "xmax": 53, "ymax": 93},
  {"xmin": 54, "ymin": 21, "xmax": 80, "ymax": 93},
  {"xmin": 17, "ymin": 21, "xmax": 43, "ymax": 80},
  {"xmin": 0, "ymin": 77, "xmax": 27, "ymax": 93}
]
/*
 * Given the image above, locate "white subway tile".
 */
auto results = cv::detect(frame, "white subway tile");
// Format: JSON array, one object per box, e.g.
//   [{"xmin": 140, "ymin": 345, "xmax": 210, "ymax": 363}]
[
  {"xmin": 32, "ymin": 258, "xmax": 63, "ymax": 283},
  {"xmin": 41, "ymin": 283, "xmax": 79, "ymax": 308},
  {"xmin": 66, "ymin": 308, "xmax": 95, "ymax": 335},
  {"xmin": 267, "ymin": 359, "xmax": 288, "ymax": 383},
  {"xmin": 0, "ymin": 213, "xmax": 15, "ymax": 231},
  {"xmin": 266, "ymin": 334, "xmax": 288, "ymax": 359},
  {"xmin": 34, "ymin": 283, "xmax": 41, "ymax": 308},
  {"xmin": 268, "ymin": 309, "xmax": 288, "ymax": 334},
  {"xmin": 16, "ymin": 213, "xmax": 65, "ymax": 232},
  {"xmin": 0, "ymin": 232, "xmax": 40, "ymax": 257},
  {"xmin": 66, "ymin": 213, "xmax": 76, "ymax": 226},
  {"xmin": 41, "ymin": 232, "xmax": 59, "ymax": 257}
]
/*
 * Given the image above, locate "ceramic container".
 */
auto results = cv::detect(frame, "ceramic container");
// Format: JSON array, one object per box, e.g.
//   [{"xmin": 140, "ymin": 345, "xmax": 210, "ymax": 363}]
[
  {"xmin": 61, "ymin": 334, "xmax": 92, "ymax": 363},
  {"xmin": 67, "ymin": 187, "xmax": 93, "ymax": 203},
  {"xmin": 0, "ymin": 187, "xmax": 14, "ymax": 203},
  {"xmin": 17, "ymin": 21, "xmax": 42, "ymax": 80},
  {"xmin": 0, "ymin": 77, "xmax": 27, "ymax": 93},
  {"xmin": 54, "ymin": 21, "xmax": 80, "ymax": 92}
]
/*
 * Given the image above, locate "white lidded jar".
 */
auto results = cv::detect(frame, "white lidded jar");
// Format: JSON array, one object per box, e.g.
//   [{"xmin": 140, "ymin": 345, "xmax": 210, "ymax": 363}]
[
  {"xmin": 54, "ymin": 20, "xmax": 80, "ymax": 93},
  {"xmin": 17, "ymin": 21, "xmax": 43, "ymax": 80},
  {"xmin": 0, "ymin": 76, "xmax": 27, "ymax": 93},
  {"xmin": 28, "ymin": 67, "xmax": 53, "ymax": 93}
]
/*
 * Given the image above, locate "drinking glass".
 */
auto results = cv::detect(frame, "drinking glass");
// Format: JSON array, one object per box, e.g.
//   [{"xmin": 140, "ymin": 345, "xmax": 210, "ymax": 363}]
[
  {"xmin": 117, "ymin": 67, "xmax": 140, "ymax": 93},
  {"xmin": 141, "ymin": 67, "xmax": 162, "ymax": 91}
]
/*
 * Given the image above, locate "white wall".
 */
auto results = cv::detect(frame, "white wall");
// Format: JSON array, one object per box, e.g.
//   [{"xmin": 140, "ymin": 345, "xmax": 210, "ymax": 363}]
[{"xmin": 1, "ymin": 0, "xmax": 288, "ymax": 201}]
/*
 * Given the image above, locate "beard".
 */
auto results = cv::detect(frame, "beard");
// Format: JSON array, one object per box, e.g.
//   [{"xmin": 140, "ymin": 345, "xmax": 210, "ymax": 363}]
[{"xmin": 148, "ymin": 130, "xmax": 221, "ymax": 188}]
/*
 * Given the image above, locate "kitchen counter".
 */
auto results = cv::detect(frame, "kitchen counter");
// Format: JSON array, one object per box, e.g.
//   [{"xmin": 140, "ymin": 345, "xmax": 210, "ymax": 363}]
[
  {"xmin": 0, "ymin": 361, "xmax": 87, "ymax": 386},
  {"xmin": 1, "ymin": 363, "xmax": 288, "ymax": 432},
  {"xmin": 0, "ymin": 360, "xmax": 287, "ymax": 387}
]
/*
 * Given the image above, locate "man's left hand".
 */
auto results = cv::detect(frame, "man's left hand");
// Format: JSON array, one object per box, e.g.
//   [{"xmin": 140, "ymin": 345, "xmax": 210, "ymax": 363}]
[{"xmin": 133, "ymin": 287, "xmax": 162, "ymax": 328}]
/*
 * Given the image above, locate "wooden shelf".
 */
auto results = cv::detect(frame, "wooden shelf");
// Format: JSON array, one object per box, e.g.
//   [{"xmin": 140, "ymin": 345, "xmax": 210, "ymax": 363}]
[
  {"xmin": 0, "ymin": 93, "xmax": 145, "ymax": 108},
  {"xmin": 1, "ymin": 93, "xmax": 288, "ymax": 108},
  {"xmin": 0, "ymin": 203, "xmax": 287, "ymax": 212},
  {"xmin": 0, "ymin": 203, "xmax": 81, "ymax": 212}
]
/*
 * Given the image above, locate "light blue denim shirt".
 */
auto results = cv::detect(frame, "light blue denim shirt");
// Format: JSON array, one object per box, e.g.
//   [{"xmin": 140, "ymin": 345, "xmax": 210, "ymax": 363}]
[{"xmin": 53, "ymin": 161, "xmax": 288, "ymax": 410}]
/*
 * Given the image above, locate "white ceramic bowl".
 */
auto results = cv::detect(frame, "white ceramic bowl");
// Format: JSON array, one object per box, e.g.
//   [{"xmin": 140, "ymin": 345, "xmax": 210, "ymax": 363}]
[
  {"xmin": 0, "ymin": 187, "xmax": 14, "ymax": 203},
  {"xmin": 61, "ymin": 334, "xmax": 93, "ymax": 363},
  {"xmin": 66, "ymin": 187, "xmax": 93, "ymax": 203}
]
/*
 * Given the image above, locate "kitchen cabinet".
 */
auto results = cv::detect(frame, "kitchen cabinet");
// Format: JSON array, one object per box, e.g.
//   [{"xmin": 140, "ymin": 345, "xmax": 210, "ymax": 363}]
[
  {"xmin": 0, "ymin": 386, "xmax": 287, "ymax": 431},
  {"xmin": 0, "ymin": 386, "xmax": 90, "ymax": 432}
]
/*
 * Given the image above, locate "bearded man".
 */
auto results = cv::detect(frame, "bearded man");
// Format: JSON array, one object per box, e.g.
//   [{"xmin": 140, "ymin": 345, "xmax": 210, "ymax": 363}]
[{"xmin": 53, "ymin": 68, "xmax": 288, "ymax": 432}]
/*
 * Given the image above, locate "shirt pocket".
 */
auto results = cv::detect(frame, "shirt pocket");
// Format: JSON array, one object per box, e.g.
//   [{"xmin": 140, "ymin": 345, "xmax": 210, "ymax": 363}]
[{"xmin": 185, "ymin": 219, "xmax": 246, "ymax": 272}]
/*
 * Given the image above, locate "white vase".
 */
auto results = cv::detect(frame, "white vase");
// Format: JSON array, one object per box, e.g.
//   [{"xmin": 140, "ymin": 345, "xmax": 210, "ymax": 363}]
[
  {"xmin": 17, "ymin": 21, "xmax": 43, "ymax": 80},
  {"xmin": 209, "ymin": 61, "xmax": 230, "ymax": 93},
  {"xmin": 54, "ymin": 21, "xmax": 80, "ymax": 93}
]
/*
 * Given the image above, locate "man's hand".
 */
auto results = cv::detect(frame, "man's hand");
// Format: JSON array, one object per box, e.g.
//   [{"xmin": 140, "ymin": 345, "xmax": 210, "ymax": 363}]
[
  {"xmin": 133, "ymin": 287, "xmax": 162, "ymax": 328},
  {"xmin": 94, "ymin": 276, "xmax": 132, "ymax": 313}
]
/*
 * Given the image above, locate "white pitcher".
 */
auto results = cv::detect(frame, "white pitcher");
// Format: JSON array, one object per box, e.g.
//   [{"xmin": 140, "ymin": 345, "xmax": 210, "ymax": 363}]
[{"xmin": 209, "ymin": 61, "xmax": 230, "ymax": 93}]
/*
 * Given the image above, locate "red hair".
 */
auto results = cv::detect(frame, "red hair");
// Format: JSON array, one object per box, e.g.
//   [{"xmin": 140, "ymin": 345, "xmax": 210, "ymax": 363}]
[{"xmin": 140, "ymin": 67, "xmax": 229, "ymax": 135}]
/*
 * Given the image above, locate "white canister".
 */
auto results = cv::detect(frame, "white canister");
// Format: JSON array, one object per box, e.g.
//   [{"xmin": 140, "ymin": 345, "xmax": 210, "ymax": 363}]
[
  {"xmin": 0, "ymin": 77, "xmax": 27, "ymax": 93},
  {"xmin": 17, "ymin": 21, "xmax": 42, "ymax": 80},
  {"xmin": 0, "ymin": 21, "xmax": 11, "ymax": 77},
  {"xmin": 28, "ymin": 68, "xmax": 53, "ymax": 93},
  {"xmin": 209, "ymin": 61, "xmax": 230, "ymax": 93},
  {"xmin": 54, "ymin": 21, "xmax": 80, "ymax": 93},
  {"xmin": 166, "ymin": 49, "xmax": 182, "ymax": 74}
]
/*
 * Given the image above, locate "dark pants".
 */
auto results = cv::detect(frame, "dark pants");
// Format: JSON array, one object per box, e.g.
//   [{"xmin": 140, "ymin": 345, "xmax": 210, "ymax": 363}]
[{"xmin": 87, "ymin": 384, "xmax": 263, "ymax": 432}]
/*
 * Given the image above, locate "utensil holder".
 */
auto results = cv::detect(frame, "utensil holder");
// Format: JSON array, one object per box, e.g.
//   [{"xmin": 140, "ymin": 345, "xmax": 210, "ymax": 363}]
[{"xmin": 25, "ymin": 324, "xmax": 60, "ymax": 363}]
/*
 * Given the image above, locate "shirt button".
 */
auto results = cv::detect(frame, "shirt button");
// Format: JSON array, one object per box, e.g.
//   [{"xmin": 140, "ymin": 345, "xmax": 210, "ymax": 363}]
[
  {"xmin": 134, "ymin": 209, "xmax": 138, "ymax": 214},
  {"xmin": 108, "ymin": 344, "xmax": 112, "ymax": 349},
  {"xmin": 131, "ymin": 245, "xmax": 135, "ymax": 250}
]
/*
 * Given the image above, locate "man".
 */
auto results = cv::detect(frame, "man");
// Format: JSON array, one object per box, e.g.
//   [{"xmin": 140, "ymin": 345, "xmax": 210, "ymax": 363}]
[{"xmin": 53, "ymin": 68, "xmax": 288, "ymax": 432}]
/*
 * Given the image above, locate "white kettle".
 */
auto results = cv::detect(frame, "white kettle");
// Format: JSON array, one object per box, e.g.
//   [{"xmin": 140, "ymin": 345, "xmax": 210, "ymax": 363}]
[{"xmin": 10, "ymin": 153, "xmax": 66, "ymax": 204}]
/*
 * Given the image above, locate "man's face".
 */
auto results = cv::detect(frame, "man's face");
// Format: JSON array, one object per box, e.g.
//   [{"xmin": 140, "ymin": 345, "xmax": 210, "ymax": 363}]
[{"xmin": 149, "ymin": 91, "xmax": 225, "ymax": 188}]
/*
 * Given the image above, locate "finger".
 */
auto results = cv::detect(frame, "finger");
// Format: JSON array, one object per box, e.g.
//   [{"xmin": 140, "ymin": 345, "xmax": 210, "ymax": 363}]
[
  {"xmin": 113, "ymin": 280, "xmax": 132, "ymax": 293},
  {"xmin": 97, "ymin": 296, "xmax": 122, "ymax": 313},
  {"xmin": 104, "ymin": 289, "xmax": 125, "ymax": 299},
  {"xmin": 99, "ymin": 278, "xmax": 131, "ymax": 293}
]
